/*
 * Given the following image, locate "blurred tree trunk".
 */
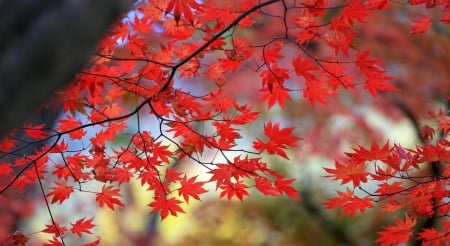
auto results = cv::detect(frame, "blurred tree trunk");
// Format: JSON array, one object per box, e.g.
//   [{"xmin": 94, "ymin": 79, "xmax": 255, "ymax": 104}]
[{"xmin": 0, "ymin": 0, "xmax": 133, "ymax": 138}]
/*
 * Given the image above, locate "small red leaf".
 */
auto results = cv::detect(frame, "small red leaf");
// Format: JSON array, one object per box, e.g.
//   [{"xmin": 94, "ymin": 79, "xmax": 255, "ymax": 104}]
[
  {"xmin": 95, "ymin": 185, "xmax": 124, "ymax": 210},
  {"xmin": 219, "ymin": 181, "xmax": 249, "ymax": 201},
  {"xmin": 178, "ymin": 175, "xmax": 207, "ymax": 204},
  {"xmin": 149, "ymin": 197, "xmax": 185, "ymax": 220},
  {"xmin": 375, "ymin": 214, "xmax": 416, "ymax": 246},
  {"xmin": 47, "ymin": 181, "xmax": 74, "ymax": 204},
  {"xmin": 411, "ymin": 15, "xmax": 431, "ymax": 34},
  {"xmin": 70, "ymin": 217, "xmax": 95, "ymax": 237}
]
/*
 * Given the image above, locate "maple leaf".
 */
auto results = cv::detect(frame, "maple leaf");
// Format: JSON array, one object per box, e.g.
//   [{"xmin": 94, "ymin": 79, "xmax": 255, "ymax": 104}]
[
  {"xmin": 130, "ymin": 16, "xmax": 152, "ymax": 34},
  {"xmin": 42, "ymin": 223, "xmax": 68, "ymax": 237},
  {"xmin": 364, "ymin": 0, "xmax": 389, "ymax": 9},
  {"xmin": 253, "ymin": 121, "xmax": 300, "ymax": 159},
  {"xmin": 274, "ymin": 176, "xmax": 300, "ymax": 200},
  {"xmin": 47, "ymin": 181, "xmax": 74, "ymax": 204},
  {"xmin": 324, "ymin": 188, "xmax": 374, "ymax": 217},
  {"xmin": 95, "ymin": 185, "xmax": 124, "ymax": 210},
  {"xmin": 23, "ymin": 123, "xmax": 48, "ymax": 140},
  {"xmin": 56, "ymin": 115, "xmax": 86, "ymax": 139},
  {"xmin": 374, "ymin": 181, "xmax": 405, "ymax": 199},
  {"xmin": 213, "ymin": 121, "xmax": 241, "ymax": 149},
  {"xmin": 342, "ymin": 195, "xmax": 374, "ymax": 217},
  {"xmin": 0, "ymin": 163, "xmax": 13, "ymax": 176},
  {"xmin": 324, "ymin": 30, "xmax": 354, "ymax": 57},
  {"xmin": 323, "ymin": 188, "xmax": 353, "ymax": 209},
  {"xmin": 340, "ymin": 0, "xmax": 370, "ymax": 26},
  {"xmin": 260, "ymin": 66, "xmax": 290, "ymax": 93},
  {"xmin": 255, "ymin": 176, "xmax": 282, "ymax": 197},
  {"xmin": 418, "ymin": 228, "xmax": 448, "ymax": 246},
  {"xmin": 177, "ymin": 175, "xmax": 207, "ymax": 203},
  {"xmin": 111, "ymin": 167, "xmax": 132, "ymax": 185},
  {"xmin": 303, "ymin": 79, "xmax": 335, "ymax": 106},
  {"xmin": 363, "ymin": 70, "xmax": 397, "ymax": 96},
  {"xmin": 323, "ymin": 160, "xmax": 368, "ymax": 186},
  {"xmin": 165, "ymin": 168, "xmax": 183, "ymax": 183},
  {"xmin": 70, "ymin": 217, "xmax": 95, "ymax": 237},
  {"xmin": 292, "ymin": 54, "xmax": 319, "ymax": 81},
  {"xmin": 260, "ymin": 85, "xmax": 292, "ymax": 109},
  {"xmin": 375, "ymin": 214, "xmax": 416, "ymax": 246},
  {"xmin": 349, "ymin": 140, "xmax": 391, "ymax": 162},
  {"xmin": 437, "ymin": 116, "xmax": 450, "ymax": 135},
  {"xmin": 165, "ymin": 0, "xmax": 201, "ymax": 23},
  {"xmin": 208, "ymin": 163, "xmax": 235, "ymax": 189},
  {"xmin": 8, "ymin": 231, "xmax": 29, "ymax": 245},
  {"xmin": 138, "ymin": 0, "xmax": 167, "ymax": 22},
  {"xmin": 264, "ymin": 41, "xmax": 284, "ymax": 65},
  {"xmin": 43, "ymin": 236, "xmax": 63, "ymax": 246},
  {"xmin": 411, "ymin": 15, "xmax": 432, "ymax": 34},
  {"xmin": 82, "ymin": 238, "xmax": 101, "ymax": 246},
  {"xmin": 149, "ymin": 197, "xmax": 185, "ymax": 220},
  {"xmin": 219, "ymin": 180, "xmax": 249, "ymax": 201}
]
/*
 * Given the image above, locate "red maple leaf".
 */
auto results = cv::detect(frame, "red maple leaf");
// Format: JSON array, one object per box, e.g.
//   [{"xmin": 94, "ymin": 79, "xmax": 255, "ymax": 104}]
[
  {"xmin": 350, "ymin": 140, "xmax": 391, "ymax": 162},
  {"xmin": 255, "ymin": 176, "xmax": 282, "ymax": 197},
  {"xmin": 292, "ymin": 54, "xmax": 319, "ymax": 81},
  {"xmin": 260, "ymin": 85, "xmax": 292, "ymax": 109},
  {"xmin": 253, "ymin": 121, "xmax": 300, "ymax": 159},
  {"xmin": 149, "ymin": 197, "xmax": 185, "ymax": 220},
  {"xmin": 264, "ymin": 40, "xmax": 284, "ymax": 65},
  {"xmin": 342, "ymin": 195, "xmax": 374, "ymax": 217},
  {"xmin": 375, "ymin": 214, "xmax": 416, "ymax": 246},
  {"xmin": 24, "ymin": 123, "xmax": 48, "ymax": 140},
  {"xmin": 364, "ymin": 0, "xmax": 389, "ymax": 9},
  {"xmin": 411, "ymin": 15, "xmax": 432, "ymax": 34},
  {"xmin": 82, "ymin": 238, "xmax": 100, "ymax": 246},
  {"xmin": 418, "ymin": 228, "xmax": 448, "ymax": 246},
  {"xmin": 340, "ymin": 0, "xmax": 370, "ymax": 26},
  {"xmin": 177, "ymin": 175, "xmax": 208, "ymax": 203},
  {"xmin": 165, "ymin": 0, "xmax": 201, "ymax": 23},
  {"xmin": 302, "ymin": 79, "xmax": 335, "ymax": 106},
  {"xmin": 70, "ymin": 217, "xmax": 95, "ymax": 237},
  {"xmin": 323, "ymin": 188, "xmax": 353, "ymax": 209},
  {"xmin": 46, "ymin": 181, "xmax": 74, "ymax": 204},
  {"xmin": 56, "ymin": 116, "xmax": 86, "ymax": 139},
  {"xmin": 42, "ymin": 223, "xmax": 68, "ymax": 237},
  {"xmin": 260, "ymin": 65, "xmax": 290, "ymax": 94},
  {"xmin": 165, "ymin": 168, "xmax": 183, "ymax": 183},
  {"xmin": 323, "ymin": 160, "xmax": 368, "ymax": 186},
  {"xmin": 324, "ymin": 30, "xmax": 354, "ymax": 57},
  {"xmin": 274, "ymin": 176, "xmax": 300, "ymax": 200},
  {"xmin": 95, "ymin": 185, "xmax": 124, "ymax": 210},
  {"xmin": 111, "ymin": 167, "xmax": 132, "ymax": 185},
  {"xmin": 8, "ymin": 231, "xmax": 29, "ymax": 245},
  {"xmin": 0, "ymin": 163, "xmax": 13, "ymax": 176},
  {"xmin": 219, "ymin": 180, "xmax": 249, "ymax": 201},
  {"xmin": 437, "ymin": 116, "xmax": 450, "ymax": 135}
]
